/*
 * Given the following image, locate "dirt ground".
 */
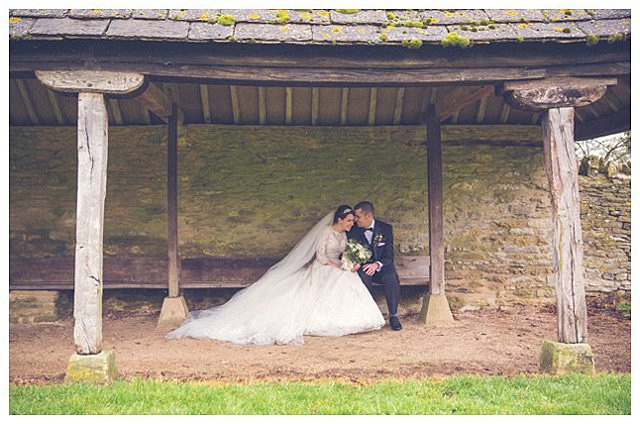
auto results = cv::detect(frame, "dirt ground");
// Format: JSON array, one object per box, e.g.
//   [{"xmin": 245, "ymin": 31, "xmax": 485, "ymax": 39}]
[{"xmin": 9, "ymin": 299, "xmax": 630, "ymax": 385}]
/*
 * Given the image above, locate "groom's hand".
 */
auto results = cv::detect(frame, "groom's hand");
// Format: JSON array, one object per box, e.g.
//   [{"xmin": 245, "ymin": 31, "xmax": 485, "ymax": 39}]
[{"xmin": 362, "ymin": 262, "xmax": 379, "ymax": 276}]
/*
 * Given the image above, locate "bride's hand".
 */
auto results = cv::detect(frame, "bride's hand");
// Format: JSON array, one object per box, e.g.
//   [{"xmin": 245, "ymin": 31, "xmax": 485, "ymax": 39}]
[{"xmin": 351, "ymin": 263, "xmax": 361, "ymax": 272}]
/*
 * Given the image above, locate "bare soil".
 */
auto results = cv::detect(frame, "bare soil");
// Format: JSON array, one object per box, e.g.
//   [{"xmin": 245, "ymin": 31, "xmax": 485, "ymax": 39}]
[{"xmin": 9, "ymin": 300, "xmax": 630, "ymax": 385}]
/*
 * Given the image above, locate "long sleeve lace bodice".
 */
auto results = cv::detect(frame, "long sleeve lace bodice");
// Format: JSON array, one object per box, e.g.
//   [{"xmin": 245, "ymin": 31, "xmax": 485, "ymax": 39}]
[{"xmin": 315, "ymin": 227, "xmax": 346, "ymax": 266}]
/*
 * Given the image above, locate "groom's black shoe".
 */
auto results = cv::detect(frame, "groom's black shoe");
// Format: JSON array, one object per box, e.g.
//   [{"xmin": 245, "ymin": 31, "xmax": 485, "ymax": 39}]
[{"xmin": 389, "ymin": 315, "xmax": 402, "ymax": 331}]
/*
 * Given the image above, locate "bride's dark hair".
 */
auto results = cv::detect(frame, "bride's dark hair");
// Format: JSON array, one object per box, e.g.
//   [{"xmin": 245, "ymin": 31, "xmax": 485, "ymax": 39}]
[{"xmin": 333, "ymin": 204, "xmax": 355, "ymax": 224}]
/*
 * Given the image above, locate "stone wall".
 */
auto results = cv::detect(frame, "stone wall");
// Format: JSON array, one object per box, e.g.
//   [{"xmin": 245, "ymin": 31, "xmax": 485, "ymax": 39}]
[{"xmin": 9, "ymin": 124, "xmax": 631, "ymax": 312}]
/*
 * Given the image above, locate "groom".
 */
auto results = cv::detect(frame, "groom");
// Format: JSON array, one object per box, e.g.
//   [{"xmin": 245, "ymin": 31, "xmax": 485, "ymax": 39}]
[{"xmin": 347, "ymin": 201, "xmax": 402, "ymax": 331}]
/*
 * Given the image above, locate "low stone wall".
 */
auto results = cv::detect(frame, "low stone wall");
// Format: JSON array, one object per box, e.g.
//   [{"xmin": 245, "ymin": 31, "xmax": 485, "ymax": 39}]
[{"xmin": 9, "ymin": 124, "xmax": 631, "ymax": 319}]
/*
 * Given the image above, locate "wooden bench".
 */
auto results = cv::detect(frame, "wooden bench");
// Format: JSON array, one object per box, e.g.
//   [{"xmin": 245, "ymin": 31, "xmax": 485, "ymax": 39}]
[{"xmin": 9, "ymin": 256, "xmax": 429, "ymax": 290}]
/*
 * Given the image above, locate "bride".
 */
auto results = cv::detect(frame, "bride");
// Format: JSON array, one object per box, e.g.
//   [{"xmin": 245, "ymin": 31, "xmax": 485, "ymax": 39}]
[{"xmin": 166, "ymin": 205, "xmax": 385, "ymax": 345}]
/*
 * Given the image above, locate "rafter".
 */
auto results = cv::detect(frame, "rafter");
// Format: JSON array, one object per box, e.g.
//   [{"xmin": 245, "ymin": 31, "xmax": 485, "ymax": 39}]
[
  {"xmin": 15, "ymin": 79, "xmax": 40, "ymax": 125},
  {"xmin": 393, "ymin": 88, "xmax": 405, "ymax": 125},
  {"xmin": 200, "ymin": 84, "xmax": 212, "ymax": 123},
  {"xmin": 368, "ymin": 87, "xmax": 378, "ymax": 126},
  {"xmin": 311, "ymin": 87, "xmax": 319, "ymax": 126},
  {"xmin": 340, "ymin": 87, "xmax": 349, "ymax": 125},
  {"xmin": 45, "ymin": 88, "xmax": 65, "ymax": 125},
  {"xmin": 285, "ymin": 87, "xmax": 293, "ymax": 125},
  {"xmin": 435, "ymin": 85, "xmax": 494, "ymax": 120},
  {"xmin": 257, "ymin": 87, "xmax": 266, "ymax": 125},
  {"xmin": 229, "ymin": 85, "xmax": 240, "ymax": 124}
]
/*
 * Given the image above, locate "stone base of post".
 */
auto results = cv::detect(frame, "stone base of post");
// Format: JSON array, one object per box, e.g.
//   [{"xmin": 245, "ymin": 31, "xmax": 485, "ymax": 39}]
[
  {"xmin": 540, "ymin": 340, "xmax": 595, "ymax": 375},
  {"xmin": 419, "ymin": 294, "xmax": 454, "ymax": 324},
  {"xmin": 65, "ymin": 350, "xmax": 117, "ymax": 384},
  {"xmin": 157, "ymin": 295, "xmax": 189, "ymax": 328}
]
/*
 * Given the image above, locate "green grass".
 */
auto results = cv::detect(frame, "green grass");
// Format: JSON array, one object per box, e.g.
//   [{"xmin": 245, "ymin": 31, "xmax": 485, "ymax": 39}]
[{"xmin": 10, "ymin": 373, "xmax": 630, "ymax": 415}]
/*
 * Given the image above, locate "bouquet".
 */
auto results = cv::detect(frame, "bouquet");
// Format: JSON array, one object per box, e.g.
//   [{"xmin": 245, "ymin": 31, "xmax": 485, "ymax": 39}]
[{"xmin": 341, "ymin": 239, "xmax": 372, "ymax": 271}]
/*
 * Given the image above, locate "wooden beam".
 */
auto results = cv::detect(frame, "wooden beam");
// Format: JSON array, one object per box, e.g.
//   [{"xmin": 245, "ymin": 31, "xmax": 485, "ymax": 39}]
[
  {"xmin": 200, "ymin": 84, "xmax": 212, "ymax": 124},
  {"xmin": 137, "ymin": 82, "xmax": 171, "ymax": 122},
  {"xmin": 475, "ymin": 96, "xmax": 489, "ymax": 123},
  {"xmin": 257, "ymin": 86, "xmax": 266, "ymax": 125},
  {"xmin": 429, "ymin": 87, "xmax": 438, "ymax": 104},
  {"xmin": 504, "ymin": 77, "xmax": 616, "ymax": 111},
  {"xmin": 499, "ymin": 103, "xmax": 511, "ymax": 124},
  {"xmin": 167, "ymin": 103, "xmax": 180, "ymax": 298},
  {"xmin": 435, "ymin": 85, "xmax": 494, "ymax": 119},
  {"xmin": 74, "ymin": 92, "xmax": 108, "ymax": 354},
  {"xmin": 368, "ymin": 87, "xmax": 378, "ymax": 126},
  {"xmin": 229, "ymin": 85, "xmax": 240, "ymax": 124},
  {"xmin": 425, "ymin": 110, "xmax": 445, "ymax": 296},
  {"xmin": 35, "ymin": 70, "xmax": 144, "ymax": 94},
  {"xmin": 393, "ymin": 88, "xmax": 405, "ymax": 125},
  {"xmin": 108, "ymin": 99, "xmax": 123, "ymax": 125},
  {"xmin": 575, "ymin": 108, "xmax": 630, "ymax": 141},
  {"xmin": 340, "ymin": 87, "xmax": 349, "ymax": 125},
  {"xmin": 45, "ymin": 88, "xmax": 65, "ymax": 125},
  {"xmin": 15, "ymin": 79, "xmax": 40, "ymax": 125},
  {"xmin": 542, "ymin": 107, "xmax": 588, "ymax": 344},
  {"xmin": 451, "ymin": 110, "xmax": 461, "ymax": 124},
  {"xmin": 311, "ymin": 87, "xmax": 319, "ymax": 126},
  {"xmin": 285, "ymin": 87, "xmax": 293, "ymax": 125}
]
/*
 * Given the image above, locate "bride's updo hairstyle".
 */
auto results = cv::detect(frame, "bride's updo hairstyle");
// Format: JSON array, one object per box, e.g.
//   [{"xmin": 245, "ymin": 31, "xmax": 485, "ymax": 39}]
[{"xmin": 333, "ymin": 205, "xmax": 355, "ymax": 224}]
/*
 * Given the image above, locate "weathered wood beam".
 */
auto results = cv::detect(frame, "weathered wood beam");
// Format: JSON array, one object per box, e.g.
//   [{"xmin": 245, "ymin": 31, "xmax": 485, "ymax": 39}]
[
  {"xmin": 393, "ymin": 88, "xmax": 405, "ymax": 125},
  {"xmin": 503, "ymin": 77, "xmax": 616, "ymax": 111},
  {"xmin": 542, "ymin": 107, "xmax": 588, "ymax": 344},
  {"xmin": 429, "ymin": 87, "xmax": 438, "ymax": 104},
  {"xmin": 368, "ymin": 87, "xmax": 378, "ymax": 126},
  {"xmin": 229, "ymin": 85, "xmax": 240, "ymax": 124},
  {"xmin": 200, "ymin": 84, "xmax": 212, "ymax": 124},
  {"xmin": 35, "ymin": 70, "xmax": 144, "ymax": 94},
  {"xmin": 45, "ymin": 88, "xmax": 65, "ymax": 125},
  {"xmin": 475, "ymin": 96, "xmax": 489, "ymax": 124},
  {"xmin": 426, "ymin": 110, "xmax": 445, "ymax": 296},
  {"xmin": 257, "ymin": 86, "xmax": 266, "ymax": 125},
  {"xmin": 499, "ymin": 103, "xmax": 511, "ymax": 124},
  {"xmin": 285, "ymin": 87, "xmax": 293, "ymax": 125},
  {"xmin": 311, "ymin": 87, "xmax": 319, "ymax": 126},
  {"xmin": 435, "ymin": 85, "xmax": 494, "ymax": 120},
  {"xmin": 340, "ymin": 87, "xmax": 349, "ymax": 125},
  {"xmin": 74, "ymin": 92, "xmax": 108, "ymax": 354},
  {"xmin": 167, "ymin": 103, "xmax": 180, "ymax": 298},
  {"xmin": 15, "ymin": 79, "xmax": 40, "ymax": 125},
  {"xmin": 108, "ymin": 99, "xmax": 123, "ymax": 125},
  {"xmin": 575, "ymin": 108, "xmax": 630, "ymax": 141},
  {"xmin": 137, "ymin": 82, "xmax": 172, "ymax": 122},
  {"xmin": 419, "ymin": 107, "xmax": 454, "ymax": 324}
]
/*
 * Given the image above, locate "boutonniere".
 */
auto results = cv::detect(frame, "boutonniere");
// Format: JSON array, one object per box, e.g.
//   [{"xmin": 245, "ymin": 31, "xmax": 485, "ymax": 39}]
[{"xmin": 373, "ymin": 233, "xmax": 385, "ymax": 244}]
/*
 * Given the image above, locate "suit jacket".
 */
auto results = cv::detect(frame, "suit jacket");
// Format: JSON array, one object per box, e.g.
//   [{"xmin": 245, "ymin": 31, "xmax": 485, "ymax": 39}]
[{"xmin": 347, "ymin": 219, "xmax": 397, "ymax": 274}]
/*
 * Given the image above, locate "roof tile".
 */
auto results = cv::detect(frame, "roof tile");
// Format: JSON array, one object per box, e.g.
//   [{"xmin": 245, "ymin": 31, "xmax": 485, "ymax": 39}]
[
  {"xmin": 446, "ymin": 24, "xmax": 516, "ymax": 42},
  {"xmin": 107, "ymin": 19, "xmax": 189, "ymax": 40},
  {"xmin": 511, "ymin": 22, "xmax": 586, "ymax": 40},
  {"xmin": 329, "ymin": 10, "xmax": 388, "ymax": 24},
  {"xmin": 220, "ymin": 9, "xmax": 331, "ymax": 24},
  {"xmin": 420, "ymin": 10, "xmax": 490, "ymax": 25},
  {"xmin": 189, "ymin": 22, "xmax": 234, "ymax": 41},
  {"xmin": 30, "ymin": 18, "xmax": 110, "ymax": 37},
  {"xmin": 10, "ymin": 9, "xmax": 68, "ymax": 18},
  {"xmin": 381, "ymin": 25, "xmax": 448, "ymax": 42},
  {"xmin": 131, "ymin": 10, "xmax": 169, "ymax": 20},
  {"xmin": 312, "ymin": 25, "xmax": 380, "ymax": 44},
  {"xmin": 68, "ymin": 9, "xmax": 133, "ymax": 19},
  {"xmin": 484, "ymin": 9, "xmax": 546, "ymax": 23},
  {"xmin": 9, "ymin": 17, "xmax": 36, "ymax": 39},
  {"xmin": 168, "ymin": 9, "xmax": 221, "ymax": 22},
  {"xmin": 577, "ymin": 19, "xmax": 631, "ymax": 37},
  {"xmin": 588, "ymin": 9, "xmax": 631, "ymax": 20},
  {"xmin": 541, "ymin": 9, "xmax": 591, "ymax": 22},
  {"xmin": 235, "ymin": 23, "xmax": 312, "ymax": 42}
]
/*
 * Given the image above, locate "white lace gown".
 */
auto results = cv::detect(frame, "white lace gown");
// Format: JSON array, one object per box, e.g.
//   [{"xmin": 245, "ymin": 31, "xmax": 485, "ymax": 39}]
[{"xmin": 167, "ymin": 225, "xmax": 384, "ymax": 345}]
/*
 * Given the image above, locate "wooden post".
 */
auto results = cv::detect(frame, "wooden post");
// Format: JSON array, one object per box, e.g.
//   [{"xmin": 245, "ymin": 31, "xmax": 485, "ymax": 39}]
[
  {"xmin": 419, "ymin": 107, "xmax": 454, "ymax": 323},
  {"xmin": 74, "ymin": 92, "xmax": 108, "ymax": 354},
  {"xmin": 35, "ymin": 70, "xmax": 145, "ymax": 383},
  {"xmin": 167, "ymin": 103, "xmax": 180, "ymax": 298},
  {"xmin": 541, "ymin": 107, "xmax": 588, "ymax": 343},
  {"xmin": 157, "ymin": 101, "xmax": 189, "ymax": 328}
]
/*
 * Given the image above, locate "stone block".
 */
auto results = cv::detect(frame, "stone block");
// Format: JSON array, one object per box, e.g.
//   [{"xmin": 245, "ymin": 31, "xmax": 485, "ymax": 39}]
[
  {"xmin": 539, "ymin": 340, "xmax": 595, "ymax": 375},
  {"xmin": 418, "ymin": 294, "xmax": 455, "ymax": 324},
  {"xmin": 157, "ymin": 296, "xmax": 189, "ymax": 328},
  {"xmin": 65, "ymin": 350, "xmax": 118, "ymax": 384}
]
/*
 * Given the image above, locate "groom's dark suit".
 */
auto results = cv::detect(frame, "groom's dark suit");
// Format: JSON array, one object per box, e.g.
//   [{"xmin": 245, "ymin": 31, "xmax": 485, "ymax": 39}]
[{"xmin": 347, "ymin": 219, "xmax": 400, "ymax": 316}]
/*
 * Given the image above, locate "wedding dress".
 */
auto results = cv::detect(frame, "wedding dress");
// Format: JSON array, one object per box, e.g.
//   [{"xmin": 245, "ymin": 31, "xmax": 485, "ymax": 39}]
[{"xmin": 166, "ymin": 212, "xmax": 385, "ymax": 345}]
